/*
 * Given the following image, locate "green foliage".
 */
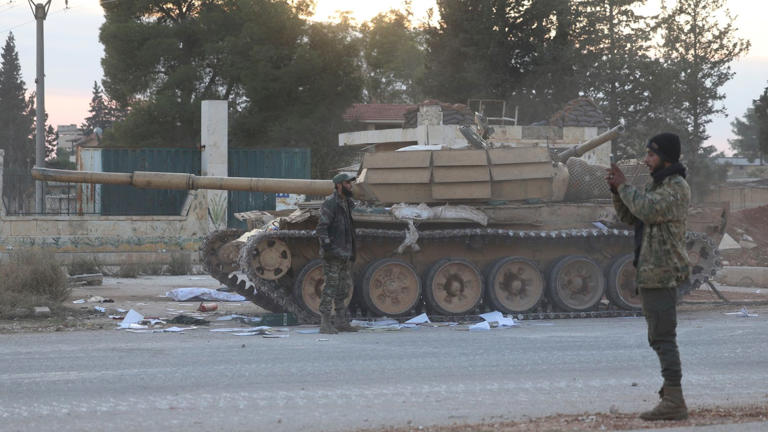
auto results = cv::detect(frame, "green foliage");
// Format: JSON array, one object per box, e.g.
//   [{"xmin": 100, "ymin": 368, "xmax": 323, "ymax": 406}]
[
  {"xmin": 421, "ymin": 1, "xmax": 518, "ymax": 109},
  {"xmin": 81, "ymin": 81, "xmax": 124, "ymax": 136},
  {"xmin": 360, "ymin": 8, "xmax": 426, "ymax": 103},
  {"xmin": 0, "ymin": 249, "xmax": 70, "ymax": 318},
  {"xmin": 100, "ymin": 0, "xmax": 363, "ymax": 177},
  {"xmin": 46, "ymin": 148, "xmax": 77, "ymax": 170},
  {"xmin": 658, "ymin": 0, "xmax": 750, "ymax": 149},
  {"xmin": 574, "ymin": 0, "xmax": 657, "ymax": 158},
  {"xmin": 168, "ymin": 252, "xmax": 192, "ymax": 275},
  {"xmin": 729, "ymin": 106, "xmax": 762, "ymax": 163},
  {"xmin": 43, "ymin": 124, "xmax": 58, "ymax": 159},
  {"xmin": 0, "ymin": 33, "xmax": 35, "ymax": 213},
  {"xmin": 754, "ymin": 86, "xmax": 768, "ymax": 163}
]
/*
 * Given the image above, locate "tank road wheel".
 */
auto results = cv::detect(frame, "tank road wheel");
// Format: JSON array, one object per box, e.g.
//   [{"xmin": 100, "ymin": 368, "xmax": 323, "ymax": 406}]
[
  {"xmin": 200, "ymin": 229, "xmax": 245, "ymax": 284},
  {"xmin": 362, "ymin": 258, "xmax": 421, "ymax": 317},
  {"xmin": 605, "ymin": 254, "xmax": 641, "ymax": 311},
  {"xmin": 424, "ymin": 258, "xmax": 483, "ymax": 316},
  {"xmin": 485, "ymin": 257, "xmax": 545, "ymax": 314},
  {"xmin": 547, "ymin": 256, "xmax": 606, "ymax": 312},
  {"xmin": 292, "ymin": 259, "xmax": 353, "ymax": 317},
  {"xmin": 245, "ymin": 238, "xmax": 291, "ymax": 280}
]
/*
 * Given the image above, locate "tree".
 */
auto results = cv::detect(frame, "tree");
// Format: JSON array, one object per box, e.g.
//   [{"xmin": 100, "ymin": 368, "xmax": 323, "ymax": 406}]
[
  {"xmin": 359, "ymin": 8, "xmax": 426, "ymax": 104},
  {"xmin": 657, "ymin": 0, "xmax": 749, "ymax": 200},
  {"xmin": 729, "ymin": 105, "xmax": 761, "ymax": 163},
  {"xmin": 81, "ymin": 81, "xmax": 123, "ymax": 136},
  {"xmin": 420, "ymin": 0, "xmax": 518, "ymax": 106},
  {"xmin": 755, "ymin": 86, "xmax": 768, "ymax": 165},
  {"xmin": 0, "ymin": 33, "xmax": 35, "ymax": 213},
  {"xmin": 100, "ymin": 0, "xmax": 363, "ymax": 176},
  {"xmin": 574, "ymin": 0, "xmax": 658, "ymax": 157},
  {"xmin": 45, "ymin": 124, "xmax": 57, "ymax": 159}
]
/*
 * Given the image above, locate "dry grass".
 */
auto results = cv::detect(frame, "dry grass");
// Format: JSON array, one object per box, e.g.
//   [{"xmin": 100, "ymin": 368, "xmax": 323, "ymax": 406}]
[
  {"xmin": 168, "ymin": 252, "xmax": 192, "ymax": 275},
  {"xmin": 0, "ymin": 249, "xmax": 70, "ymax": 318},
  {"xmin": 67, "ymin": 256, "xmax": 102, "ymax": 276},
  {"xmin": 117, "ymin": 263, "xmax": 141, "ymax": 278}
]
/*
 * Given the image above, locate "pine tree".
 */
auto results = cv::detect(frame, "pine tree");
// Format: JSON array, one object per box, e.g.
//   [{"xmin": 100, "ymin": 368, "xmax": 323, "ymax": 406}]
[
  {"xmin": 575, "ymin": 0, "xmax": 657, "ymax": 158},
  {"xmin": 658, "ymin": 0, "xmax": 750, "ymax": 200},
  {"xmin": 754, "ymin": 86, "xmax": 768, "ymax": 165},
  {"xmin": 0, "ymin": 33, "xmax": 35, "ymax": 213},
  {"xmin": 81, "ymin": 81, "xmax": 115, "ymax": 136}
]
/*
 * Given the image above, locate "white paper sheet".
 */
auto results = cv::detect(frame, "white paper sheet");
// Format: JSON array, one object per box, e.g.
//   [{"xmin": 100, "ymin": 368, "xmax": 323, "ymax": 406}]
[
  {"xmin": 469, "ymin": 321, "xmax": 491, "ymax": 331},
  {"xmin": 118, "ymin": 309, "xmax": 144, "ymax": 329},
  {"xmin": 165, "ymin": 288, "xmax": 246, "ymax": 302},
  {"xmin": 404, "ymin": 313, "xmax": 430, "ymax": 324}
]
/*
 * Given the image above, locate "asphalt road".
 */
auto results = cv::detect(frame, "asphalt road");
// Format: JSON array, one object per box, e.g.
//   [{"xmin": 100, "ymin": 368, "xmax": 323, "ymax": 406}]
[{"xmin": 1, "ymin": 308, "xmax": 767, "ymax": 432}]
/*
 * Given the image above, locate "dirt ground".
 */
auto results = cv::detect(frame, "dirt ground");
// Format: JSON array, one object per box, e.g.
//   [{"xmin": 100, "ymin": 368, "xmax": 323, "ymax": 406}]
[
  {"xmin": 721, "ymin": 204, "xmax": 768, "ymax": 267},
  {"xmin": 0, "ymin": 275, "xmax": 266, "ymax": 333}
]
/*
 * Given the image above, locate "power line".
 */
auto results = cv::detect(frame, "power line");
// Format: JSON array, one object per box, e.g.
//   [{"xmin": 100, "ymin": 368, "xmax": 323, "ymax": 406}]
[{"xmin": 0, "ymin": 0, "xmax": 90, "ymax": 34}]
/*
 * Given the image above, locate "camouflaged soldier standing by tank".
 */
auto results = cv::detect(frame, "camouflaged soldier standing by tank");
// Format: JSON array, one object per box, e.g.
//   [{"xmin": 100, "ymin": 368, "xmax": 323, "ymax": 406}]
[
  {"xmin": 315, "ymin": 173, "xmax": 359, "ymax": 334},
  {"xmin": 606, "ymin": 133, "xmax": 690, "ymax": 421}
]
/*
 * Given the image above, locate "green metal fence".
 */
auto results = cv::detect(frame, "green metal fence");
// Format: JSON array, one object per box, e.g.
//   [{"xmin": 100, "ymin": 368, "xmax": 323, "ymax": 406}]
[{"xmin": 99, "ymin": 147, "xmax": 310, "ymax": 227}]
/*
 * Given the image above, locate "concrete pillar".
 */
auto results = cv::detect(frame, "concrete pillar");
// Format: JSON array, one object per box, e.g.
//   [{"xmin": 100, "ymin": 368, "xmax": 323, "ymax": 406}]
[{"xmin": 201, "ymin": 100, "xmax": 228, "ymax": 231}]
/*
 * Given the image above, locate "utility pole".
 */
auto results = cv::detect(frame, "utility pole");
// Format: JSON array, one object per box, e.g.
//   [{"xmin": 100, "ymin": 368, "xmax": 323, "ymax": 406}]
[{"xmin": 29, "ymin": 0, "xmax": 52, "ymax": 214}]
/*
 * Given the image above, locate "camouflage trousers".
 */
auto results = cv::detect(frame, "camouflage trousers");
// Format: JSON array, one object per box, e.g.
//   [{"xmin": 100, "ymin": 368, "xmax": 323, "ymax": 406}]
[
  {"xmin": 641, "ymin": 287, "xmax": 683, "ymax": 387},
  {"xmin": 319, "ymin": 257, "xmax": 353, "ymax": 314}
]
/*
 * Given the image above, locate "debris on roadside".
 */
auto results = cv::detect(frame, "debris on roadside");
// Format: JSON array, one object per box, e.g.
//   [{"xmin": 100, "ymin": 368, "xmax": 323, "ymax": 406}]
[
  {"xmin": 197, "ymin": 302, "xmax": 218, "ymax": 312},
  {"xmin": 404, "ymin": 313, "xmax": 430, "ymax": 324},
  {"xmin": 165, "ymin": 287, "xmax": 245, "ymax": 302},
  {"xmin": 72, "ymin": 295, "xmax": 114, "ymax": 304},
  {"xmin": 725, "ymin": 306, "xmax": 759, "ymax": 318},
  {"xmin": 168, "ymin": 315, "xmax": 210, "ymax": 325}
]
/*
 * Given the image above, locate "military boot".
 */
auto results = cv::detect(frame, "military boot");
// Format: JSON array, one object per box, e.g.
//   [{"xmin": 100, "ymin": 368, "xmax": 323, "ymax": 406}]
[
  {"xmin": 319, "ymin": 312, "xmax": 338, "ymax": 334},
  {"xmin": 639, "ymin": 385, "xmax": 688, "ymax": 421},
  {"xmin": 334, "ymin": 307, "xmax": 358, "ymax": 332}
]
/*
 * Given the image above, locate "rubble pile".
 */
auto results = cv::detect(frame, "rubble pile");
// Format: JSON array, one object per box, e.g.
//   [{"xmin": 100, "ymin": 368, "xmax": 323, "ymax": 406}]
[{"xmin": 721, "ymin": 204, "xmax": 768, "ymax": 267}]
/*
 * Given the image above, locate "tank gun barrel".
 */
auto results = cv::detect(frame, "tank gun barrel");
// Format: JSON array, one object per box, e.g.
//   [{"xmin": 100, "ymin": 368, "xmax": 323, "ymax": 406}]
[
  {"xmin": 31, "ymin": 167, "xmax": 334, "ymax": 196},
  {"xmin": 556, "ymin": 124, "xmax": 624, "ymax": 162}
]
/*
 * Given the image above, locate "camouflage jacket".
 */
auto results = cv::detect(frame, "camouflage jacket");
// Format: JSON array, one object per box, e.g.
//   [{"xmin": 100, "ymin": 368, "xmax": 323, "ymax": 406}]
[
  {"xmin": 316, "ymin": 191, "xmax": 356, "ymax": 261},
  {"xmin": 612, "ymin": 174, "xmax": 690, "ymax": 289}
]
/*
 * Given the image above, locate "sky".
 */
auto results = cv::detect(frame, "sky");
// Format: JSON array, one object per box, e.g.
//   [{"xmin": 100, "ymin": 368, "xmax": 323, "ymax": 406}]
[{"xmin": 0, "ymin": 0, "xmax": 766, "ymax": 155}]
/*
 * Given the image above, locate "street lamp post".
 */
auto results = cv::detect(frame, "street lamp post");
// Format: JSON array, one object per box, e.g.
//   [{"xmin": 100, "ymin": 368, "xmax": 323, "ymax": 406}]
[{"xmin": 28, "ymin": 0, "xmax": 52, "ymax": 214}]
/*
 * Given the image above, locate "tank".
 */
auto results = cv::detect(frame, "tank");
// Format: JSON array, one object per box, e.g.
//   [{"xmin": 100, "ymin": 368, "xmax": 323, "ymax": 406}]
[{"xmin": 31, "ymin": 126, "xmax": 725, "ymax": 323}]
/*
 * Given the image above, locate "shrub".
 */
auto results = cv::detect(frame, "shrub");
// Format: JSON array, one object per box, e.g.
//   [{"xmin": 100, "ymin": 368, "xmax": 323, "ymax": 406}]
[
  {"xmin": 168, "ymin": 252, "xmax": 192, "ymax": 275},
  {"xmin": 67, "ymin": 256, "xmax": 102, "ymax": 276},
  {"xmin": 117, "ymin": 263, "xmax": 141, "ymax": 278},
  {"xmin": 141, "ymin": 262, "xmax": 165, "ymax": 276},
  {"xmin": 0, "ymin": 249, "xmax": 70, "ymax": 318}
]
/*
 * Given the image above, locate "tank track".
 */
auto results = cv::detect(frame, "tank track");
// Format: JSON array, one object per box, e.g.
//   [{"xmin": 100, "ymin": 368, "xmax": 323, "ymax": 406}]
[
  {"xmin": 212, "ymin": 227, "xmax": 722, "ymax": 321},
  {"xmin": 200, "ymin": 229, "xmax": 286, "ymax": 314}
]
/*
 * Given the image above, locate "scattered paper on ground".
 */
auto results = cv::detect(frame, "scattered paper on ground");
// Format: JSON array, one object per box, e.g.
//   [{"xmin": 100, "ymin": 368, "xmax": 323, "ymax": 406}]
[
  {"xmin": 405, "ymin": 313, "xmax": 430, "ymax": 324},
  {"xmin": 165, "ymin": 287, "xmax": 246, "ymax": 302},
  {"xmin": 479, "ymin": 310, "xmax": 518, "ymax": 327},
  {"xmin": 469, "ymin": 321, "xmax": 491, "ymax": 331},
  {"xmin": 725, "ymin": 307, "xmax": 759, "ymax": 317},
  {"xmin": 118, "ymin": 309, "xmax": 144, "ymax": 329}
]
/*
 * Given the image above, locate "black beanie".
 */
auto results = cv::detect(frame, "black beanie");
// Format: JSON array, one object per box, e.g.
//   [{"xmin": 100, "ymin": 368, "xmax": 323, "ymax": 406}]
[{"xmin": 647, "ymin": 133, "xmax": 681, "ymax": 163}]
